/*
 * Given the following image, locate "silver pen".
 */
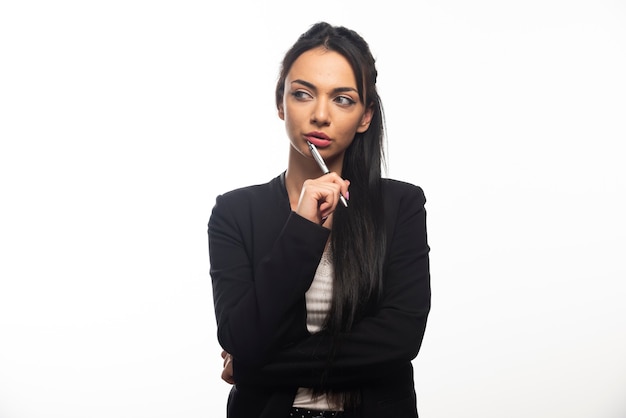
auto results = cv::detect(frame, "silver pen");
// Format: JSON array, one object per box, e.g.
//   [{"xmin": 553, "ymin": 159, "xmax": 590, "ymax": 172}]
[{"xmin": 306, "ymin": 141, "xmax": 349, "ymax": 208}]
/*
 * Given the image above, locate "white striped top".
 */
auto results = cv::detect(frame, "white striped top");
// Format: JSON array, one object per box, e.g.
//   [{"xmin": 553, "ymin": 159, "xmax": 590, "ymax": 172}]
[{"xmin": 292, "ymin": 247, "xmax": 342, "ymax": 411}]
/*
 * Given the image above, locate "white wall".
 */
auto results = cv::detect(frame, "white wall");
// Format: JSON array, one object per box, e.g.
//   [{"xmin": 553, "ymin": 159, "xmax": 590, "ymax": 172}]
[{"xmin": 1, "ymin": 1, "xmax": 624, "ymax": 417}]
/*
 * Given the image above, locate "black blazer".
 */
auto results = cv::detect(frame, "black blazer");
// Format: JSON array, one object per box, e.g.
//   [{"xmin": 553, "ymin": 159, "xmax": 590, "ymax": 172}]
[{"xmin": 208, "ymin": 173, "xmax": 430, "ymax": 418}]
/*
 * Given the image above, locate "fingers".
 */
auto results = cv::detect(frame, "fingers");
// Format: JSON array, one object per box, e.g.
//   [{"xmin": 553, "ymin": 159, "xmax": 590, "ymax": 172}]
[
  {"xmin": 322, "ymin": 172, "xmax": 349, "ymax": 199},
  {"xmin": 221, "ymin": 351, "xmax": 235, "ymax": 384},
  {"xmin": 295, "ymin": 173, "xmax": 349, "ymax": 225},
  {"xmin": 221, "ymin": 363, "xmax": 235, "ymax": 384}
]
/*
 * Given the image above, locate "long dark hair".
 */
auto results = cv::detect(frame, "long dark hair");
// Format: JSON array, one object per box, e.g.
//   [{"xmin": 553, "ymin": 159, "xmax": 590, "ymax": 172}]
[{"xmin": 275, "ymin": 22, "xmax": 387, "ymax": 404}]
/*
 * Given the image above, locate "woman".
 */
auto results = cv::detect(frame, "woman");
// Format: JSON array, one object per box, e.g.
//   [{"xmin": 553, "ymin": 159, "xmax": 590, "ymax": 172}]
[{"xmin": 208, "ymin": 22, "xmax": 430, "ymax": 417}]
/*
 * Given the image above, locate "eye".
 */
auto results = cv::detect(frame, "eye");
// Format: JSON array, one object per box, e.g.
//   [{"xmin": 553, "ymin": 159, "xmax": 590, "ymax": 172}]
[
  {"xmin": 291, "ymin": 90, "xmax": 313, "ymax": 101},
  {"xmin": 334, "ymin": 95, "xmax": 357, "ymax": 106}
]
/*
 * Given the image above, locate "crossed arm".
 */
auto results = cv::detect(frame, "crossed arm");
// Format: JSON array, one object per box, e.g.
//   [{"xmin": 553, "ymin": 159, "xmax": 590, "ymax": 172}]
[{"xmin": 209, "ymin": 183, "xmax": 430, "ymax": 389}]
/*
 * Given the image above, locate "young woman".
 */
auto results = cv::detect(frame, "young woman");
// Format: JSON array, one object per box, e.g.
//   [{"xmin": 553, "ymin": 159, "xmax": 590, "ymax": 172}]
[{"xmin": 208, "ymin": 22, "xmax": 431, "ymax": 418}]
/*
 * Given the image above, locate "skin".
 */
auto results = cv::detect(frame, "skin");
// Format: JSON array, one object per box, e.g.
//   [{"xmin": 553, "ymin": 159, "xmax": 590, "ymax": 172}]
[
  {"xmin": 220, "ymin": 46, "xmax": 373, "ymax": 384},
  {"xmin": 221, "ymin": 350, "xmax": 234, "ymax": 384}
]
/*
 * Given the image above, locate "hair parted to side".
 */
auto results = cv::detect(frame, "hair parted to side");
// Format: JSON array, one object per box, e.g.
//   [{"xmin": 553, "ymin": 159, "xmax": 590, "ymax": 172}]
[{"xmin": 275, "ymin": 22, "xmax": 387, "ymax": 405}]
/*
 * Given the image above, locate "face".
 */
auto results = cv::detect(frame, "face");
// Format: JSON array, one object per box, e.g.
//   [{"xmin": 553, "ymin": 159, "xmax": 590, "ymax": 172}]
[{"xmin": 278, "ymin": 47, "xmax": 373, "ymax": 166}]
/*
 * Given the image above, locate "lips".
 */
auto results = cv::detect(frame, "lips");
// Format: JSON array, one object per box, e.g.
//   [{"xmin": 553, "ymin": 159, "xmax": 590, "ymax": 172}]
[{"xmin": 305, "ymin": 132, "xmax": 331, "ymax": 148}]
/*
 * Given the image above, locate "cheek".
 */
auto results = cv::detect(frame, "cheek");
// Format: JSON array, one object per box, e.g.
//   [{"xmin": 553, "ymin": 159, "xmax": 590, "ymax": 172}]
[
  {"xmin": 336, "ymin": 117, "xmax": 363, "ymax": 137},
  {"xmin": 282, "ymin": 110, "xmax": 295, "ymax": 127},
  {"xmin": 283, "ymin": 104, "xmax": 306, "ymax": 126},
  {"xmin": 282, "ymin": 110, "xmax": 301, "ymax": 138}
]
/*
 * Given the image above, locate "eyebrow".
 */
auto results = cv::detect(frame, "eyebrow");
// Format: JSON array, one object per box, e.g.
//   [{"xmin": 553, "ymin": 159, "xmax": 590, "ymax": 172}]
[{"xmin": 291, "ymin": 79, "xmax": 359, "ymax": 95}]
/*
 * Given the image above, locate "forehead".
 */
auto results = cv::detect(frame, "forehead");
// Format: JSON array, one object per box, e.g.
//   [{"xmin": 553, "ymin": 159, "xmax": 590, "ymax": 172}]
[{"xmin": 287, "ymin": 47, "xmax": 357, "ymax": 88}]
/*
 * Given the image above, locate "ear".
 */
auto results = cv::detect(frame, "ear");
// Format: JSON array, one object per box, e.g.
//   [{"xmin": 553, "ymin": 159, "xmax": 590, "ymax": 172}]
[
  {"xmin": 356, "ymin": 105, "xmax": 374, "ymax": 133},
  {"xmin": 278, "ymin": 104, "xmax": 285, "ymax": 120}
]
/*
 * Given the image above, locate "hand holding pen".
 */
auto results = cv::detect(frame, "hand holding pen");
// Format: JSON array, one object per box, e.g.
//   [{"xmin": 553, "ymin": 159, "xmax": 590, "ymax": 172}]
[{"xmin": 307, "ymin": 141, "xmax": 349, "ymax": 208}]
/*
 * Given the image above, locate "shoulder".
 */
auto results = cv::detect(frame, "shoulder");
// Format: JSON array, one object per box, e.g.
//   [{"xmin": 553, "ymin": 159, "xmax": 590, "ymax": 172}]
[
  {"xmin": 209, "ymin": 174, "xmax": 290, "ymax": 228},
  {"xmin": 213, "ymin": 173, "xmax": 286, "ymax": 207},
  {"xmin": 382, "ymin": 178, "xmax": 426, "ymax": 206},
  {"xmin": 381, "ymin": 179, "xmax": 429, "ymax": 249},
  {"xmin": 216, "ymin": 182, "xmax": 269, "ymax": 204}
]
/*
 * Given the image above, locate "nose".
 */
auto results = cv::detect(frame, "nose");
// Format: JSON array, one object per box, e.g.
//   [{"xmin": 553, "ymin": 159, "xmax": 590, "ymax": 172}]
[{"xmin": 311, "ymin": 99, "xmax": 330, "ymax": 126}]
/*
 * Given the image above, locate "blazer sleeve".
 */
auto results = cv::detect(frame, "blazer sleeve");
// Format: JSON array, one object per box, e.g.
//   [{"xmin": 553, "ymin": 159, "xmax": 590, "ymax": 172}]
[
  {"xmin": 234, "ymin": 184, "xmax": 431, "ymax": 388},
  {"xmin": 208, "ymin": 190, "xmax": 331, "ymax": 367}
]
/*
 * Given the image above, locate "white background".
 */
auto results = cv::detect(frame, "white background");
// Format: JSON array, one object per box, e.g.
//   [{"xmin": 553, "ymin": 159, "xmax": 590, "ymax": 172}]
[{"xmin": 1, "ymin": 1, "xmax": 625, "ymax": 417}]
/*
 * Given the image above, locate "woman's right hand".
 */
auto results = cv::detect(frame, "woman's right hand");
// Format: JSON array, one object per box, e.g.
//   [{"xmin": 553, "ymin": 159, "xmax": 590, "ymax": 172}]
[{"xmin": 295, "ymin": 173, "xmax": 349, "ymax": 227}]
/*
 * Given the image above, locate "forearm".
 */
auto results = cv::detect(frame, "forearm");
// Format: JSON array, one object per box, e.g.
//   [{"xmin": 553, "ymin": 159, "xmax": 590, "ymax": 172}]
[
  {"xmin": 234, "ymin": 307, "xmax": 428, "ymax": 388},
  {"xmin": 210, "ymin": 204, "xmax": 329, "ymax": 366}
]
